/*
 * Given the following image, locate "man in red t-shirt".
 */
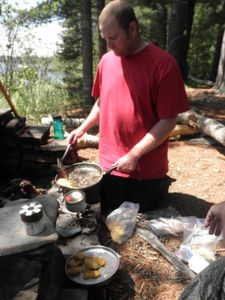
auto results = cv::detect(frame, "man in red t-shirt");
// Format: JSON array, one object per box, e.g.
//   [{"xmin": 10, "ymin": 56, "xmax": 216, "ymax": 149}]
[{"xmin": 68, "ymin": 0, "xmax": 189, "ymax": 213}]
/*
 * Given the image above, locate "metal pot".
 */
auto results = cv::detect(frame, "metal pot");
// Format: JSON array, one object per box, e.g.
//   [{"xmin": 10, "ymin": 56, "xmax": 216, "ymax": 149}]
[
  {"xmin": 55, "ymin": 162, "xmax": 116, "ymax": 204},
  {"xmin": 64, "ymin": 190, "xmax": 86, "ymax": 213}
]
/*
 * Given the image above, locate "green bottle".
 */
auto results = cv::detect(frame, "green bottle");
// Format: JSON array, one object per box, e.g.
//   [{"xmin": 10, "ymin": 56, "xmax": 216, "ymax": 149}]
[{"xmin": 52, "ymin": 115, "xmax": 64, "ymax": 139}]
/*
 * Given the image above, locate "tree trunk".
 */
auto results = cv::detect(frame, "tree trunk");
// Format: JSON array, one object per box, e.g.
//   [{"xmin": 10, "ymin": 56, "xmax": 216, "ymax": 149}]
[
  {"xmin": 210, "ymin": 0, "xmax": 225, "ymax": 82},
  {"xmin": 178, "ymin": 109, "xmax": 225, "ymax": 146},
  {"xmin": 184, "ymin": 0, "xmax": 195, "ymax": 75},
  {"xmin": 209, "ymin": 29, "xmax": 224, "ymax": 82},
  {"xmin": 81, "ymin": 0, "xmax": 93, "ymax": 111},
  {"xmin": 214, "ymin": 29, "xmax": 225, "ymax": 93},
  {"xmin": 96, "ymin": 0, "xmax": 107, "ymax": 58},
  {"xmin": 151, "ymin": 3, "xmax": 167, "ymax": 49},
  {"xmin": 167, "ymin": 0, "xmax": 195, "ymax": 80}
]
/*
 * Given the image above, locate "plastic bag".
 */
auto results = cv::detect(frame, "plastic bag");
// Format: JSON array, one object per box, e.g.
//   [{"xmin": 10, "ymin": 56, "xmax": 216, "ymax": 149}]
[
  {"xmin": 144, "ymin": 215, "xmax": 222, "ymax": 274},
  {"xmin": 105, "ymin": 201, "xmax": 140, "ymax": 244},
  {"xmin": 146, "ymin": 217, "xmax": 184, "ymax": 236},
  {"xmin": 145, "ymin": 216, "xmax": 198, "ymax": 237},
  {"xmin": 176, "ymin": 218, "xmax": 222, "ymax": 273},
  {"xmin": 180, "ymin": 218, "xmax": 221, "ymax": 262}
]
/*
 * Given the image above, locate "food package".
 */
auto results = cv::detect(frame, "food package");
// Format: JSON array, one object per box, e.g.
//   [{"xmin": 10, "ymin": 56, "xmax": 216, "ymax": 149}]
[{"xmin": 106, "ymin": 201, "xmax": 140, "ymax": 244}]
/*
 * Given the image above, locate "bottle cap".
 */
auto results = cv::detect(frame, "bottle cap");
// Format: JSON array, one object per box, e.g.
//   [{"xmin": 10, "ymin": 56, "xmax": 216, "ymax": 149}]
[{"xmin": 53, "ymin": 115, "xmax": 62, "ymax": 120}]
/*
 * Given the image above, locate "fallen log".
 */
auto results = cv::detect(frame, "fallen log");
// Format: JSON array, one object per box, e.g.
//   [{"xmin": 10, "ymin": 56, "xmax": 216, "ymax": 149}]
[
  {"xmin": 64, "ymin": 113, "xmax": 220, "ymax": 146},
  {"xmin": 78, "ymin": 126, "xmax": 198, "ymax": 147},
  {"xmin": 187, "ymin": 75, "xmax": 214, "ymax": 87},
  {"xmin": 178, "ymin": 109, "xmax": 225, "ymax": 146},
  {"xmin": 136, "ymin": 228, "xmax": 196, "ymax": 280},
  {"xmin": 41, "ymin": 134, "xmax": 99, "ymax": 152},
  {"xmin": 169, "ymin": 124, "xmax": 200, "ymax": 137},
  {"xmin": 77, "ymin": 133, "xmax": 99, "ymax": 149},
  {"xmin": 63, "ymin": 117, "xmax": 85, "ymax": 129}
]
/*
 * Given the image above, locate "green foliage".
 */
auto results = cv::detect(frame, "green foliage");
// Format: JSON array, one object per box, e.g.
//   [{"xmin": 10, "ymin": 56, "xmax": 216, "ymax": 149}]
[
  {"xmin": 17, "ymin": 65, "xmax": 38, "ymax": 83},
  {"xmin": 187, "ymin": 3, "xmax": 219, "ymax": 79},
  {"xmin": 0, "ymin": 63, "xmax": 68, "ymax": 122},
  {"xmin": 134, "ymin": 6, "xmax": 152, "ymax": 41},
  {"xmin": 20, "ymin": 82, "xmax": 66, "ymax": 117},
  {"xmin": 187, "ymin": 2, "xmax": 225, "ymax": 80},
  {"xmin": 19, "ymin": 0, "xmax": 65, "ymax": 24},
  {"xmin": 0, "ymin": 0, "xmax": 82, "ymax": 123},
  {"xmin": 56, "ymin": 3, "xmax": 83, "ymax": 100},
  {"xmin": 0, "ymin": 77, "xmax": 71, "ymax": 123}
]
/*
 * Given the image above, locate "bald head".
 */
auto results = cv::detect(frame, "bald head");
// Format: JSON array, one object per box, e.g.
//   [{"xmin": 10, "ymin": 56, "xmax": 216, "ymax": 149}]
[
  {"xmin": 99, "ymin": 0, "xmax": 139, "ymax": 31},
  {"xmin": 99, "ymin": 1, "xmax": 144, "ymax": 57}
]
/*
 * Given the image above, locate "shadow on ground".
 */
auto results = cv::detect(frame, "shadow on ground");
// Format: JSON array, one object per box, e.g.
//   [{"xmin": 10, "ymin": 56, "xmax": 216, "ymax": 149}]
[{"xmin": 166, "ymin": 192, "xmax": 214, "ymax": 218}]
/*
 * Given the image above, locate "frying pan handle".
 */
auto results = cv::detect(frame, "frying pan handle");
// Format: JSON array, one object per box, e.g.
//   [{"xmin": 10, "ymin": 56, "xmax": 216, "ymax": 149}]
[{"xmin": 103, "ymin": 165, "xmax": 117, "ymax": 175}]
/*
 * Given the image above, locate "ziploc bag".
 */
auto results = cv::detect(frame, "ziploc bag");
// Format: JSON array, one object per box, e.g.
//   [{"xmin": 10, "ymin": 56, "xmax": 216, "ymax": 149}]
[{"xmin": 106, "ymin": 201, "xmax": 140, "ymax": 244}]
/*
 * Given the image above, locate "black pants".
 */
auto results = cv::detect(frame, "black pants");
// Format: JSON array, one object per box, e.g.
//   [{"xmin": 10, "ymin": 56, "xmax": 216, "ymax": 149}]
[{"xmin": 100, "ymin": 174, "xmax": 169, "ymax": 213}]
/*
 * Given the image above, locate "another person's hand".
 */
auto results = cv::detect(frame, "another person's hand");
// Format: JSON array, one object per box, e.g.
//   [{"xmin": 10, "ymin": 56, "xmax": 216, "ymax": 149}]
[
  {"xmin": 204, "ymin": 201, "xmax": 225, "ymax": 237},
  {"xmin": 66, "ymin": 127, "xmax": 85, "ymax": 145}
]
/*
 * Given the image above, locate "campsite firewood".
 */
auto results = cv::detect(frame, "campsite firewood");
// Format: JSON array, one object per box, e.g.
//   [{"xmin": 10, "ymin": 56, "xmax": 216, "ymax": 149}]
[
  {"xmin": 137, "ymin": 228, "xmax": 196, "ymax": 280},
  {"xmin": 178, "ymin": 109, "xmax": 225, "ymax": 146},
  {"xmin": 3, "ymin": 178, "xmax": 46, "ymax": 200},
  {"xmin": 63, "ymin": 117, "xmax": 85, "ymax": 129},
  {"xmin": 76, "ymin": 125, "xmax": 199, "ymax": 144},
  {"xmin": 76, "ymin": 134, "xmax": 99, "ymax": 149},
  {"xmin": 187, "ymin": 75, "xmax": 214, "ymax": 87},
  {"xmin": 64, "ymin": 111, "xmax": 225, "ymax": 147},
  {"xmin": 169, "ymin": 124, "xmax": 200, "ymax": 137}
]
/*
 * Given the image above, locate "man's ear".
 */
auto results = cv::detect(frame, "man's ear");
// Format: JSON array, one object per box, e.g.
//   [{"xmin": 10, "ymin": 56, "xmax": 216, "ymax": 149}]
[{"xmin": 129, "ymin": 21, "xmax": 138, "ymax": 35}]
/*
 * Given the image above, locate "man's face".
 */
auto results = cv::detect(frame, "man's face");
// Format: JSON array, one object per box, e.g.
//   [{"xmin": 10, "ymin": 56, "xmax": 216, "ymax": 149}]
[{"xmin": 99, "ymin": 17, "xmax": 135, "ymax": 57}]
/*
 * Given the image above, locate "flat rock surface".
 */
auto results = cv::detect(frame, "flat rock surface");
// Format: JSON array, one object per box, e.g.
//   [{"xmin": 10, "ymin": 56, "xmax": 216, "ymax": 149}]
[{"xmin": 0, "ymin": 195, "xmax": 58, "ymax": 255}]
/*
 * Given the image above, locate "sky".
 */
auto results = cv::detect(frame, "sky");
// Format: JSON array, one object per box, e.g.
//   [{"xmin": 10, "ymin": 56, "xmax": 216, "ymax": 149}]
[{"xmin": 0, "ymin": 0, "xmax": 63, "ymax": 57}]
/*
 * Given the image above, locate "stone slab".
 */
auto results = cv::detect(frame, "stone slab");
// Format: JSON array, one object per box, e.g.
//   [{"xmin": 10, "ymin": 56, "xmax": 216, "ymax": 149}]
[
  {"xmin": 58, "ymin": 232, "xmax": 100, "ymax": 257},
  {"xmin": 40, "ymin": 138, "xmax": 67, "ymax": 152},
  {"xmin": 18, "ymin": 125, "xmax": 50, "ymax": 146},
  {"xmin": 0, "ymin": 195, "xmax": 59, "ymax": 256},
  {"xmin": 3, "ymin": 117, "xmax": 26, "ymax": 134},
  {"xmin": 5, "ymin": 195, "xmax": 59, "ymax": 225}
]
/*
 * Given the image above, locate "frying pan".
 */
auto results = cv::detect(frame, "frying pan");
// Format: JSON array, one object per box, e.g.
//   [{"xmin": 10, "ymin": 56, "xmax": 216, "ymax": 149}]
[{"xmin": 55, "ymin": 162, "xmax": 117, "ymax": 203}]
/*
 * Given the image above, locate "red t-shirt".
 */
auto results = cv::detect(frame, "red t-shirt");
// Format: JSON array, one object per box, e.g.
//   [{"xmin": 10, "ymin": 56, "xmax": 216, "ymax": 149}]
[{"xmin": 92, "ymin": 44, "xmax": 189, "ymax": 179}]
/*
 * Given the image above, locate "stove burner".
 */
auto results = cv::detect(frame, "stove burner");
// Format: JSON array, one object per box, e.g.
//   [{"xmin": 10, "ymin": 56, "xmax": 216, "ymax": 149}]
[{"xmin": 56, "ymin": 202, "xmax": 97, "ymax": 237}]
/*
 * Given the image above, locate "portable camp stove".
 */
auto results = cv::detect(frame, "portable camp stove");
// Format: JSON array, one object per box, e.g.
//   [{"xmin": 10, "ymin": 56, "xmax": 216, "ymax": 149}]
[{"xmin": 56, "ymin": 202, "xmax": 97, "ymax": 237}]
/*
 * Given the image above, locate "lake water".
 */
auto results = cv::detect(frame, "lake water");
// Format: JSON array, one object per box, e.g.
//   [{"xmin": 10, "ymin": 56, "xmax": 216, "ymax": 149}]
[{"xmin": 0, "ymin": 62, "xmax": 65, "ymax": 84}]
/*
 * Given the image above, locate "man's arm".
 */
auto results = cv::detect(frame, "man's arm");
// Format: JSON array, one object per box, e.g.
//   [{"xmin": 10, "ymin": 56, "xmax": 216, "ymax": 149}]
[{"xmin": 114, "ymin": 117, "xmax": 177, "ymax": 173}]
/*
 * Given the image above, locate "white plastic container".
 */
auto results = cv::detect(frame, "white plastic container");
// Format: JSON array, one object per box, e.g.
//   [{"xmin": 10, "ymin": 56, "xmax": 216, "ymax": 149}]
[{"xmin": 20, "ymin": 202, "xmax": 45, "ymax": 236}]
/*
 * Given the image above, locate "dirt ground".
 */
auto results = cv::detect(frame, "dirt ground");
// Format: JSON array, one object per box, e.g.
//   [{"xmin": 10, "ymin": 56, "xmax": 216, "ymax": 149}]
[{"xmin": 78, "ymin": 86, "xmax": 225, "ymax": 299}]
